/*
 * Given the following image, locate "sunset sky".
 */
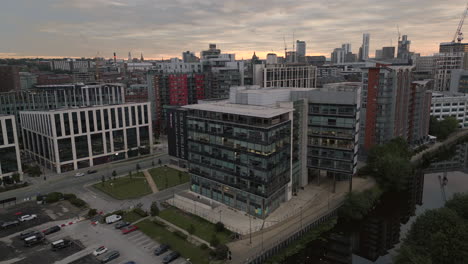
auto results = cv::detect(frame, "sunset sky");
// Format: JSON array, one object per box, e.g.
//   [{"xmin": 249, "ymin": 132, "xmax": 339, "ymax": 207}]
[{"xmin": 1, "ymin": 0, "xmax": 467, "ymax": 59}]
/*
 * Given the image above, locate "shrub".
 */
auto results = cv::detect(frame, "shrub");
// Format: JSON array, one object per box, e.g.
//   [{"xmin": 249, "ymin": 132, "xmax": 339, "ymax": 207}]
[
  {"xmin": 88, "ymin": 208, "xmax": 97, "ymax": 218},
  {"xmin": 45, "ymin": 192, "xmax": 63, "ymax": 203},
  {"xmin": 133, "ymin": 207, "xmax": 148, "ymax": 217},
  {"xmin": 150, "ymin": 202, "xmax": 160, "ymax": 216},
  {"xmin": 210, "ymin": 234, "xmax": 220, "ymax": 247},
  {"xmin": 69, "ymin": 197, "xmax": 87, "ymax": 208},
  {"xmin": 173, "ymin": 230, "xmax": 188, "ymax": 240},
  {"xmin": 214, "ymin": 244, "xmax": 229, "ymax": 260},
  {"xmin": 63, "ymin": 193, "xmax": 77, "ymax": 200},
  {"xmin": 199, "ymin": 243, "xmax": 208, "ymax": 250},
  {"xmin": 215, "ymin": 222, "xmax": 225, "ymax": 232}
]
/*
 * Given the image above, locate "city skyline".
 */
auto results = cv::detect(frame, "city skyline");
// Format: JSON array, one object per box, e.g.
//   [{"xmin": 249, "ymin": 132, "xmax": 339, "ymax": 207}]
[{"xmin": 1, "ymin": 0, "xmax": 467, "ymax": 59}]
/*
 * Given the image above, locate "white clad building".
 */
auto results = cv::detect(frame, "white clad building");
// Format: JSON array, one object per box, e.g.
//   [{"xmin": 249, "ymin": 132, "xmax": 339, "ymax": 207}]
[
  {"xmin": 20, "ymin": 102, "xmax": 153, "ymax": 173},
  {"xmin": 430, "ymin": 93, "xmax": 468, "ymax": 128},
  {"xmin": 155, "ymin": 58, "xmax": 202, "ymax": 73},
  {"xmin": 0, "ymin": 115, "xmax": 22, "ymax": 183}
]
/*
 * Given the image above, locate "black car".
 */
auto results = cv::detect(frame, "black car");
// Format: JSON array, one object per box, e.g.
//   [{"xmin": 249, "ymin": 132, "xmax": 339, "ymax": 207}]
[
  {"xmin": 43, "ymin": 225, "xmax": 61, "ymax": 235},
  {"xmin": 114, "ymin": 221, "xmax": 130, "ymax": 229},
  {"xmin": 87, "ymin": 169, "xmax": 98, "ymax": 174},
  {"xmin": 154, "ymin": 244, "xmax": 170, "ymax": 256},
  {"xmin": 1, "ymin": 220, "xmax": 20, "ymax": 229},
  {"xmin": 19, "ymin": 230, "xmax": 40, "ymax": 240},
  {"xmin": 162, "ymin": 251, "xmax": 180, "ymax": 264},
  {"xmin": 100, "ymin": 250, "xmax": 120, "ymax": 263}
]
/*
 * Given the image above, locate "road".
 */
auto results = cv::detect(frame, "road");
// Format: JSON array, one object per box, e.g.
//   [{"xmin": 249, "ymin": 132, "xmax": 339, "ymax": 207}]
[{"xmin": 0, "ymin": 153, "xmax": 171, "ymax": 203}]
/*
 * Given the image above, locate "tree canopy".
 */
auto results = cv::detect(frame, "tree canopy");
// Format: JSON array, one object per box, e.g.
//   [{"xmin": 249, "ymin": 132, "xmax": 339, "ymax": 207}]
[{"xmin": 429, "ymin": 116, "xmax": 459, "ymax": 140}]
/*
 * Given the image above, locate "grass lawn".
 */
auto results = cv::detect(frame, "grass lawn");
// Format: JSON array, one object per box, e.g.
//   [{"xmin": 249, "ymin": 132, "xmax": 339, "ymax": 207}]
[
  {"xmin": 136, "ymin": 219, "xmax": 211, "ymax": 264},
  {"xmin": 160, "ymin": 207, "xmax": 232, "ymax": 245},
  {"xmin": 93, "ymin": 173, "xmax": 151, "ymax": 199},
  {"xmin": 149, "ymin": 167, "xmax": 190, "ymax": 190},
  {"xmin": 122, "ymin": 211, "xmax": 144, "ymax": 223}
]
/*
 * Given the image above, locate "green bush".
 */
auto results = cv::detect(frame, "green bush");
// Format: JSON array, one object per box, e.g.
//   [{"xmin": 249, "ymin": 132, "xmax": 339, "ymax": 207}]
[
  {"xmin": 150, "ymin": 202, "xmax": 160, "ymax": 216},
  {"xmin": 45, "ymin": 192, "xmax": 63, "ymax": 203},
  {"xmin": 199, "ymin": 243, "xmax": 208, "ymax": 250},
  {"xmin": 210, "ymin": 234, "xmax": 220, "ymax": 247},
  {"xmin": 88, "ymin": 208, "xmax": 97, "ymax": 218},
  {"xmin": 69, "ymin": 197, "xmax": 87, "ymax": 208},
  {"xmin": 173, "ymin": 230, "xmax": 188, "ymax": 240},
  {"xmin": 133, "ymin": 207, "xmax": 148, "ymax": 217},
  {"xmin": 63, "ymin": 193, "xmax": 77, "ymax": 200},
  {"xmin": 215, "ymin": 222, "xmax": 225, "ymax": 232},
  {"xmin": 214, "ymin": 244, "xmax": 229, "ymax": 260}
]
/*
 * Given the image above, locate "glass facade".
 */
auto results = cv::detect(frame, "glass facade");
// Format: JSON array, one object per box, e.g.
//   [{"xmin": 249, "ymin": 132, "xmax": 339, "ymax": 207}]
[
  {"xmin": 307, "ymin": 103, "xmax": 358, "ymax": 182},
  {"xmin": 187, "ymin": 110, "xmax": 292, "ymax": 218}
]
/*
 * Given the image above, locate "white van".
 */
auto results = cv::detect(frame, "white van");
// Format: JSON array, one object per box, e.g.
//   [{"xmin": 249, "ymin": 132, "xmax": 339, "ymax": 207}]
[
  {"xmin": 24, "ymin": 235, "xmax": 44, "ymax": 247},
  {"xmin": 105, "ymin": 214, "xmax": 122, "ymax": 224},
  {"xmin": 51, "ymin": 239, "xmax": 72, "ymax": 250}
]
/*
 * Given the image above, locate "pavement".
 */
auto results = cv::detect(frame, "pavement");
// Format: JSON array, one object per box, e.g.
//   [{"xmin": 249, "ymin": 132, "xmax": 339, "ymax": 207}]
[
  {"xmin": 0, "ymin": 152, "xmax": 171, "ymax": 204},
  {"xmin": 411, "ymin": 129, "xmax": 468, "ymax": 163},
  {"xmin": 143, "ymin": 170, "xmax": 159, "ymax": 193}
]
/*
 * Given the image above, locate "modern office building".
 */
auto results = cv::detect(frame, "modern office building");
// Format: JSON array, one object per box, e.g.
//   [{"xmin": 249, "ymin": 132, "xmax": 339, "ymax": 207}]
[
  {"xmin": 360, "ymin": 65, "xmax": 432, "ymax": 151},
  {"xmin": 397, "ymin": 35, "xmax": 411, "ymax": 60},
  {"xmin": 361, "ymin": 33, "xmax": 370, "ymax": 61},
  {"xmin": 0, "ymin": 65, "xmax": 20, "ymax": 93},
  {"xmin": 167, "ymin": 84, "xmax": 361, "ymax": 217},
  {"xmin": 20, "ymin": 102, "xmax": 153, "ymax": 173},
  {"xmin": 0, "ymin": 115, "xmax": 22, "ymax": 184},
  {"xmin": 182, "ymin": 51, "xmax": 199, "ymax": 63},
  {"xmin": 375, "ymin": 50, "xmax": 383, "ymax": 59},
  {"xmin": 296, "ymin": 40, "xmax": 306, "ymax": 62},
  {"xmin": 266, "ymin": 53, "xmax": 278, "ymax": 64},
  {"xmin": 0, "ymin": 83, "xmax": 125, "ymax": 123},
  {"xmin": 49, "ymin": 59, "xmax": 93, "ymax": 72},
  {"xmin": 19, "ymin": 72, "xmax": 37, "ymax": 90},
  {"xmin": 331, "ymin": 48, "xmax": 345, "ymax": 64},
  {"xmin": 434, "ymin": 52, "xmax": 468, "ymax": 91},
  {"xmin": 449, "ymin": 69, "xmax": 468, "ymax": 94},
  {"xmin": 155, "ymin": 58, "xmax": 202, "ymax": 74},
  {"xmin": 430, "ymin": 93, "xmax": 468, "ymax": 128},
  {"xmin": 253, "ymin": 64, "xmax": 317, "ymax": 88},
  {"xmin": 306, "ymin": 56, "xmax": 327, "ymax": 66},
  {"xmin": 439, "ymin": 42, "xmax": 468, "ymax": 53},
  {"xmin": 382, "ymin": 47, "xmax": 395, "ymax": 60}
]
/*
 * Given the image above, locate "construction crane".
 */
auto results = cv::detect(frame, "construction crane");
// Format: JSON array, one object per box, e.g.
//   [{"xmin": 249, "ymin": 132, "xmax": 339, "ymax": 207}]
[
  {"xmin": 397, "ymin": 24, "xmax": 401, "ymax": 42},
  {"xmin": 452, "ymin": 3, "xmax": 468, "ymax": 43},
  {"xmin": 283, "ymin": 35, "xmax": 287, "ymax": 58}
]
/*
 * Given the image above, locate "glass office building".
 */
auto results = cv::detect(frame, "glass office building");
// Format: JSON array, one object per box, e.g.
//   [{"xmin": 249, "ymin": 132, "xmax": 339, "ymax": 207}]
[{"xmin": 0, "ymin": 115, "xmax": 22, "ymax": 183}]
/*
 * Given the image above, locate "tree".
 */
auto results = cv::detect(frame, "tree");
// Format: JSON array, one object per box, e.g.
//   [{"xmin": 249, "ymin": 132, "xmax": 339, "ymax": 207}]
[
  {"xmin": 101, "ymin": 175, "xmax": 105, "ymax": 186},
  {"xmin": 445, "ymin": 192, "xmax": 468, "ymax": 220},
  {"xmin": 136, "ymin": 163, "xmax": 141, "ymax": 172},
  {"xmin": 11, "ymin": 173, "xmax": 20, "ymax": 183},
  {"xmin": 150, "ymin": 202, "xmax": 160, "ymax": 216},
  {"xmin": 214, "ymin": 244, "xmax": 229, "ymax": 260},
  {"xmin": 28, "ymin": 165, "xmax": 42, "ymax": 177},
  {"xmin": 188, "ymin": 224, "xmax": 195, "ymax": 236},
  {"xmin": 215, "ymin": 222, "xmax": 225, "ymax": 232},
  {"xmin": 87, "ymin": 208, "xmax": 98, "ymax": 218},
  {"xmin": 158, "ymin": 159, "xmax": 162, "ymax": 166},
  {"xmin": 429, "ymin": 116, "xmax": 459, "ymax": 140},
  {"xmin": 112, "ymin": 170, "xmax": 117, "ymax": 181},
  {"xmin": 339, "ymin": 186, "xmax": 382, "ymax": 221},
  {"xmin": 210, "ymin": 234, "xmax": 220, "ymax": 247}
]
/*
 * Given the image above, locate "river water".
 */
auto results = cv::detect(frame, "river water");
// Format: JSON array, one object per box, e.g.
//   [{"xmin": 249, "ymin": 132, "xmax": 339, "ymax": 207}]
[{"xmin": 286, "ymin": 142, "xmax": 468, "ymax": 264}]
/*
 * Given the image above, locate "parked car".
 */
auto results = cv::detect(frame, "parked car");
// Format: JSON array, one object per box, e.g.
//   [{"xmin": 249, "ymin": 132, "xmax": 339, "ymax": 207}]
[
  {"xmin": 51, "ymin": 239, "xmax": 72, "ymax": 251},
  {"xmin": 24, "ymin": 234, "xmax": 45, "ymax": 247},
  {"xmin": 162, "ymin": 251, "xmax": 180, "ymax": 264},
  {"xmin": 154, "ymin": 244, "xmax": 170, "ymax": 256},
  {"xmin": 1, "ymin": 220, "xmax": 20, "ymax": 229},
  {"xmin": 114, "ymin": 221, "xmax": 130, "ymax": 229},
  {"xmin": 87, "ymin": 169, "xmax": 98, "ymax": 174},
  {"xmin": 43, "ymin": 225, "xmax": 61, "ymax": 235},
  {"xmin": 105, "ymin": 214, "xmax": 122, "ymax": 224},
  {"xmin": 121, "ymin": 225, "xmax": 138, "ymax": 234},
  {"xmin": 74, "ymin": 172, "xmax": 85, "ymax": 177},
  {"xmin": 19, "ymin": 214, "xmax": 37, "ymax": 222},
  {"xmin": 19, "ymin": 230, "xmax": 40, "ymax": 240},
  {"xmin": 93, "ymin": 246, "xmax": 108, "ymax": 256},
  {"xmin": 100, "ymin": 250, "xmax": 120, "ymax": 263},
  {"xmin": 123, "ymin": 262, "xmax": 136, "ymax": 264}
]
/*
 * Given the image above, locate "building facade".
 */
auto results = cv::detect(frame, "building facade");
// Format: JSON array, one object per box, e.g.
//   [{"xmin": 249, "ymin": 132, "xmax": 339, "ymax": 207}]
[
  {"xmin": 430, "ymin": 93, "xmax": 468, "ymax": 128},
  {"xmin": 20, "ymin": 103, "xmax": 153, "ymax": 173},
  {"xmin": 434, "ymin": 52, "xmax": 468, "ymax": 91},
  {"xmin": 0, "ymin": 115, "xmax": 22, "ymax": 184},
  {"xmin": 361, "ymin": 65, "xmax": 431, "ymax": 151},
  {"xmin": 253, "ymin": 64, "xmax": 317, "ymax": 88},
  {"xmin": 0, "ymin": 65, "xmax": 20, "ymax": 93},
  {"xmin": 361, "ymin": 33, "xmax": 370, "ymax": 61}
]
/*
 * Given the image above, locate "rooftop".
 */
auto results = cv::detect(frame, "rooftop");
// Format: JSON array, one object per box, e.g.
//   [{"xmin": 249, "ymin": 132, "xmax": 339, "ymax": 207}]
[
  {"xmin": 183, "ymin": 100, "xmax": 293, "ymax": 118},
  {"xmin": 19, "ymin": 102, "xmax": 148, "ymax": 114}
]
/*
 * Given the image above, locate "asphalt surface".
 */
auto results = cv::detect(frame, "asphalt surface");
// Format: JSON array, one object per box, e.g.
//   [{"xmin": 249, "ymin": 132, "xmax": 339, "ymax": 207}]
[{"xmin": 0, "ymin": 153, "xmax": 171, "ymax": 203}]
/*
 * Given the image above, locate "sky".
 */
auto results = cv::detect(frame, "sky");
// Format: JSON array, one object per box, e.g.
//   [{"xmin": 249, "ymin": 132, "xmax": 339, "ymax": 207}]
[{"xmin": 0, "ymin": 0, "xmax": 467, "ymax": 60}]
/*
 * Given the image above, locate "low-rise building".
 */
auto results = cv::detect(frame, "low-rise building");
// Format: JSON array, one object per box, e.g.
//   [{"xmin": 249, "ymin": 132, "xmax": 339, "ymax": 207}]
[
  {"xmin": 430, "ymin": 93, "xmax": 468, "ymax": 128},
  {"xmin": 20, "ymin": 103, "xmax": 152, "ymax": 173}
]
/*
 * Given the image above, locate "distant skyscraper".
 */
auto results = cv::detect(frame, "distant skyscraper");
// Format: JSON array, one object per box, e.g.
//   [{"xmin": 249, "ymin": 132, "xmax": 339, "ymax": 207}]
[
  {"xmin": 266, "ymin": 53, "xmax": 278, "ymax": 64},
  {"xmin": 361, "ymin": 33, "xmax": 370, "ymax": 61},
  {"xmin": 331, "ymin": 48, "xmax": 345, "ymax": 64},
  {"xmin": 182, "ymin": 51, "xmax": 199, "ymax": 62},
  {"xmin": 342, "ymin": 43, "xmax": 351, "ymax": 54},
  {"xmin": 397, "ymin": 35, "xmax": 411, "ymax": 60},
  {"xmin": 375, "ymin": 49, "xmax": 383, "ymax": 59},
  {"xmin": 128, "ymin": 52, "xmax": 132, "ymax": 62},
  {"xmin": 382, "ymin": 47, "xmax": 396, "ymax": 59},
  {"xmin": 296, "ymin": 40, "xmax": 306, "ymax": 63}
]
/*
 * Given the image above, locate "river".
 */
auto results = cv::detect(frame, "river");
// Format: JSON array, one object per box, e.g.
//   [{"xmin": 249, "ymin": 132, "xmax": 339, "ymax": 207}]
[{"xmin": 286, "ymin": 142, "xmax": 468, "ymax": 264}]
